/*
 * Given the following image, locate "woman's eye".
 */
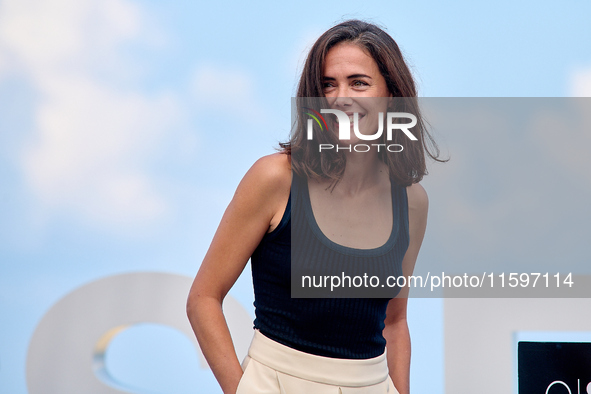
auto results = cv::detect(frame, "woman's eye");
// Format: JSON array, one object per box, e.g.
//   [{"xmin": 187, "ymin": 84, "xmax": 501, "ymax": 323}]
[{"xmin": 352, "ymin": 80, "xmax": 369, "ymax": 87}]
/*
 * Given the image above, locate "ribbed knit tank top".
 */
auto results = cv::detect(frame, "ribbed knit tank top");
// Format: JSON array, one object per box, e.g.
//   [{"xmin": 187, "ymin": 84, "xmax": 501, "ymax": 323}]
[{"xmin": 251, "ymin": 174, "xmax": 409, "ymax": 359}]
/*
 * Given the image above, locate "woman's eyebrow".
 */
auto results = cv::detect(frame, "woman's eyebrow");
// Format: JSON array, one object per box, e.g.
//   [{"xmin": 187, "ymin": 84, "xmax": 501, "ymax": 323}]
[
  {"xmin": 322, "ymin": 74, "xmax": 372, "ymax": 81},
  {"xmin": 347, "ymin": 74, "xmax": 372, "ymax": 79}
]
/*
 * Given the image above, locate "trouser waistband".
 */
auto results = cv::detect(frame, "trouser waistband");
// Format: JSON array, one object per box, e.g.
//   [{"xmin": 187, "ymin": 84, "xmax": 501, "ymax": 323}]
[{"xmin": 247, "ymin": 330, "xmax": 389, "ymax": 387}]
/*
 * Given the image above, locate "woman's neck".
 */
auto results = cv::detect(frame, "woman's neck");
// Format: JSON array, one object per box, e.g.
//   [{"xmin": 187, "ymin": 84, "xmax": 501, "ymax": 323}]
[{"xmin": 333, "ymin": 152, "xmax": 387, "ymax": 195}]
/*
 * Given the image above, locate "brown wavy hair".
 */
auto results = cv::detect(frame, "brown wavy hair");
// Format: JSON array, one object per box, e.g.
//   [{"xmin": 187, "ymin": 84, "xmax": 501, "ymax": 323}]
[{"xmin": 280, "ymin": 19, "xmax": 444, "ymax": 186}]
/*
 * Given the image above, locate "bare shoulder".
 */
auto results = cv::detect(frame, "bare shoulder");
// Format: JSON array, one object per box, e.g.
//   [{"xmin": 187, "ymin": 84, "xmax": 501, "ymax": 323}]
[
  {"xmin": 405, "ymin": 183, "xmax": 428, "ymax": 239},
  {"xmin": 406, "ymin": 182, "xmax": 428, "ymax": 215},
  {"xmin": 235, "ymin": 153, "xmax": 291, "ymax": 231},
  {"xmin": 242, "ymin": 153, "xmax": 291, "ymax": 197},
  {"xmin": 249, "ymin": 153, "xmax": 291, "ymax": 184}
]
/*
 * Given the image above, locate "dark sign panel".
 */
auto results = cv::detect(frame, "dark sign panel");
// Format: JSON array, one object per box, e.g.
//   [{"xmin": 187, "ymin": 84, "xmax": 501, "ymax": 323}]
[{"xmin": 519, "ymin": 342, "xmax": 591, "ymax": 394}]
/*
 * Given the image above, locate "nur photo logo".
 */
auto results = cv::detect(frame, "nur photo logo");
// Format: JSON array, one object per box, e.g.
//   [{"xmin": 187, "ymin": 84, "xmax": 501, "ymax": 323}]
[{"xmin": 304, "ymin": 107, "xmax": 418, "ymax": 153}]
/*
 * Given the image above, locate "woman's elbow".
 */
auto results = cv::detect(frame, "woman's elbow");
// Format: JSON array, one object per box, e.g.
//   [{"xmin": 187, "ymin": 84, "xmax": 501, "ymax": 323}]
[
  {"xmin": 186, "ymin": 284, "xmax": 223, "ymax": 326},
  {"xmin": 186, "ymin": 284, "xmax": 209, "ymax": 324}
]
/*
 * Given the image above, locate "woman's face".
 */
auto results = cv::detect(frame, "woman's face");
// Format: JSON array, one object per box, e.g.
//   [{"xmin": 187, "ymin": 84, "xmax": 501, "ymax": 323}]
[{"xmin": 322, "ymin": 42, "xmax": 391, "ymax": 138}]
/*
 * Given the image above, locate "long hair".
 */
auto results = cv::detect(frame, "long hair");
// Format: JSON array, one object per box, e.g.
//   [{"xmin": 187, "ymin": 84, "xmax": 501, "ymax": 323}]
[{"xmin": 281, "ymin": 19, "xmax": 444, "ymax": 186}]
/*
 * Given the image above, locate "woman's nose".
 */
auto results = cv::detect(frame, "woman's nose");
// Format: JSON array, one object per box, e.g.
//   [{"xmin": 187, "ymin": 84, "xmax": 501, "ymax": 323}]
[{"xmin": 333, "ymin": 95, "xmax": 353, "ymax": 108}]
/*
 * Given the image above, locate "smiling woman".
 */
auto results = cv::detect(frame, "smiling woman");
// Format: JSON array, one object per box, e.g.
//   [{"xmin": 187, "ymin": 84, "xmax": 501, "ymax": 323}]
[
  {"xmin": 322, "ymin": 43, "xmax": 392, "ymax": 146},
  {"xmin": 323, "ymin": 42, "xmax": 392, "ymax": 96},
  {"xmin": 286, "ymin": 22, "xmax": 441, "ymax": 188},
  {"xmin": 187, "ymin": 19, "xmax": 443, "ymax": 394}
]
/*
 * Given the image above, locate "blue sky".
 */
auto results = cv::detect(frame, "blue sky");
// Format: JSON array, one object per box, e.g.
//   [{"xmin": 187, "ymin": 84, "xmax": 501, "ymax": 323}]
[{"xmin": 1, "ymin": 0, "xmax": 590, "ymax": 393}]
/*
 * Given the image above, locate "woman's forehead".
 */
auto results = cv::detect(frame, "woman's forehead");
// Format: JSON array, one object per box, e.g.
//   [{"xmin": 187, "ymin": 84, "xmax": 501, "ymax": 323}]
[{"xmin": 322, "ymin": 43, "xmax": 378, "ymax": 77}]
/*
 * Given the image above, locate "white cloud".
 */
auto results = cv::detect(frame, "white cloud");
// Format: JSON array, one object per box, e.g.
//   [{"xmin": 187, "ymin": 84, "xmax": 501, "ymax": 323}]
[
  {"xmin": 191, "ymin": 64, "xmax": 263, "ymax": 123},
  {"xmin": 22, "ymin": 76, "xmax": 177, "ymax": 227},
  {"xmin": 570, "ymin": 66, "xmax": 591, "ymax": 97},
  {"xmin": 0, "ymin": 0, "xmax": 141, "ymax": 78},
  {"xmin": 0, "ymin": 0, "xmax": 178, "ymax": 231}
]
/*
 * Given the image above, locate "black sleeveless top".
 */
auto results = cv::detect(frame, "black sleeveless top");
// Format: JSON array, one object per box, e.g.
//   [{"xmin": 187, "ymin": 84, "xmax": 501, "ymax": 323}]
[{"xmin": 251, "ymin": 174, "xmax": 409, "ymax": 359}]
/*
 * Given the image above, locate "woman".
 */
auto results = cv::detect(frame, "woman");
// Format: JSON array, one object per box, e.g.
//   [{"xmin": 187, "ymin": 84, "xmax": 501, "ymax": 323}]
[{"xmin": 187, "ymin": 19, "xmax": 440, "ymax": 394}]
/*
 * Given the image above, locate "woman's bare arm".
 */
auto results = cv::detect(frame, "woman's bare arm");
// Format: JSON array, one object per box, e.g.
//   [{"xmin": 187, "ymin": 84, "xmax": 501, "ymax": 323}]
[
  {"xmin": 186, "ymin": 153, "xmax": 291, "ymax": 394},
  {"xmin": 384, "ymin": 183, "xmax": 428, "ymax": 394}
]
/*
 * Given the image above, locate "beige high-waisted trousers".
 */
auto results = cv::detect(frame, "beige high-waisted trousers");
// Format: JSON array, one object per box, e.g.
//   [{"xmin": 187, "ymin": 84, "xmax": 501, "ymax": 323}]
[{"xmin": 236, "ymin": 330, "xmax": 399, "ymax": 394}]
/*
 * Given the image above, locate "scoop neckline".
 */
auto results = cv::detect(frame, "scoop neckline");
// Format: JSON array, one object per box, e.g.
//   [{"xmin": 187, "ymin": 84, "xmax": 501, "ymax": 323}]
[{"xmin": 300, "ymin": 177, "xmax": 398, "ymax": 257}]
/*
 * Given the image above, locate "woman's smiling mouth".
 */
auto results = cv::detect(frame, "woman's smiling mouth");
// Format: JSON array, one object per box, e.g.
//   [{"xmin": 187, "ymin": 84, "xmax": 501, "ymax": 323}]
[{"xmin": 346, "ymin": 112, "xmax": 365, "ymax": 123}]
